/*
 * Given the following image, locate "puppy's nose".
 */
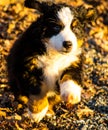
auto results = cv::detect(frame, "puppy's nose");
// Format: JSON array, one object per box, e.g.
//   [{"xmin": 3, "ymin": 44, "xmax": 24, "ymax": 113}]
[{"xmin": 63, "ymin": 41, "xmax": 72, "ymax": 49}]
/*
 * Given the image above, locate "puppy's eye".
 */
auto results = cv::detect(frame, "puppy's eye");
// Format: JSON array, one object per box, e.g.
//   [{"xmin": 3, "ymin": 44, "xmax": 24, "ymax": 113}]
[{"xmin": 53, "ymin": 25, "xmax": 61, "ymax": 33}]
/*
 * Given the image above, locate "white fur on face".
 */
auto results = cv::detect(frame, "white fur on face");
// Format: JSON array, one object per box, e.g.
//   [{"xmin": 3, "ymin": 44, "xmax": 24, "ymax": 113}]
[
  {"xmin": 58, "ymin": 7, "xmax": 73, "ymax": 26},
  {"xmin": 49, "ymin": 7, "xmax": 78, "ymax": 53}
]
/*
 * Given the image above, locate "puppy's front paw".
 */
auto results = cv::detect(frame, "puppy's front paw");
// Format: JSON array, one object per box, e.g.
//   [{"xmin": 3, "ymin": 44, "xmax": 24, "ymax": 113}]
[
  {"xmin": 28, "ymin": 106, "xmax": 48, "ymax": 122},
  {"xmin": 60, "ymin": 80, "xmax": 81, "ymax": 105}
]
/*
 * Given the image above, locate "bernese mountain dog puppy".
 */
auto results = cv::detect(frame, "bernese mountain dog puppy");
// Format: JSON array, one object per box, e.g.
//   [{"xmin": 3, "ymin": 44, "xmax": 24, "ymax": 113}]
[{"xmin": 7, "ymin": 0, "xmax": 95, "ymax": 122}]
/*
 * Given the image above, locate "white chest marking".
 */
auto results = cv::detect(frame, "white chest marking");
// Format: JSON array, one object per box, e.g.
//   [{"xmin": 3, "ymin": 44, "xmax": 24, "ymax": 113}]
[{"xmin": 37, "ymin": 49, "xmax": 81, "ymax": 90}]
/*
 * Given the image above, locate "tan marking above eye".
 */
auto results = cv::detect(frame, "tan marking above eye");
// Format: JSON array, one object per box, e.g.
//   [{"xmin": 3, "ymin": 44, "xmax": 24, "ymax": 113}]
[
  {"xmin": 77, "ymin": 39, "xmax": 84, "ymax": 47},
  {"xmin": 71, "ymin": 19, "xmax": 78, "ymax": 27}
]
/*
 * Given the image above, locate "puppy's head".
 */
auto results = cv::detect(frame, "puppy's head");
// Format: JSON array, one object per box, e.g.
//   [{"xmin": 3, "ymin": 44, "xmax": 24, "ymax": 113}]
[{"xmin": 25, "ymin": 0, "xmax": 96, "ymax": 53}]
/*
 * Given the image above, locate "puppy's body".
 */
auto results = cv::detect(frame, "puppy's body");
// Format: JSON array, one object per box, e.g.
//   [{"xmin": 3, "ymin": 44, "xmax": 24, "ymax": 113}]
[{"xmin": 7, "ymin": 1, "xmax": 84, "ymax": 122}]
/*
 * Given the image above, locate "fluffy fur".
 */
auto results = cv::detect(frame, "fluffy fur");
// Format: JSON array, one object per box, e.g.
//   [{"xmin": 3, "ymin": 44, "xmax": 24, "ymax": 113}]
[{"xmin": 7, "ymin": 0, "xmax": 95, "ymax": 122}]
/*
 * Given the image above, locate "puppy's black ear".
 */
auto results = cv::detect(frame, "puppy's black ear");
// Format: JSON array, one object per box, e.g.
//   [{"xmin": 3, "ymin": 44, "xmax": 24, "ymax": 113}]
[{"xmin": 25, "ymin": 0, "xmax": 53, "ymax": 13}]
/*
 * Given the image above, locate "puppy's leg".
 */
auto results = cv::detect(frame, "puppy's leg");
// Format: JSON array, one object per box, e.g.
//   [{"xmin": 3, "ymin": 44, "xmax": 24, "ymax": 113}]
[
  {"xmin": 28, "ymin": 94, "xmax": 48, "ymax": 122},
  {"xmin": 60, "ymin": 75, "xmax": 81, "ymax": 105},
  {"xmin": 47, "ymin": 92, "xmax": 61, "ymax": 116}
]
